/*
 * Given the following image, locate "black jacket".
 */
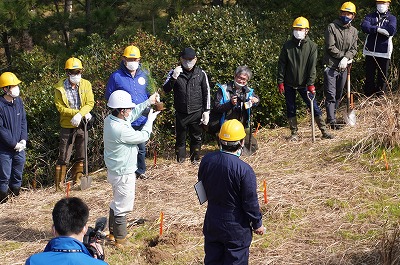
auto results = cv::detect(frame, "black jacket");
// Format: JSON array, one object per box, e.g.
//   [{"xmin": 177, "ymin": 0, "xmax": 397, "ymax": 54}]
[{"xmin": 163, "ymin": 66, "xmax": 211, "ymax": 114}]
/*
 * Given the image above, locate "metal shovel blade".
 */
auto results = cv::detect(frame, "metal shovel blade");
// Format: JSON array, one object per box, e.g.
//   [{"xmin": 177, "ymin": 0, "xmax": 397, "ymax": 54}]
[
  {"xmin": 80, "ymin": 175, "xmax": 92, "ymax": 190},
  {"xmin": 344, "ymin": 109, "xmax": 356, "ymax": 127}
]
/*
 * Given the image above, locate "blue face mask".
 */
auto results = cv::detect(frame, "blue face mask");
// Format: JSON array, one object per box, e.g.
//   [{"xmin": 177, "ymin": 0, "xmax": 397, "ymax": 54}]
[{"xmin": 340, "ymin": 16, "xmax": 352, "ymax": 25}]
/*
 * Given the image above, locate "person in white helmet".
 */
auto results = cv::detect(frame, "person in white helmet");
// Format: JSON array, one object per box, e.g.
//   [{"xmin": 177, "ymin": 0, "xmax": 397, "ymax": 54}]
[{"xmin": 103, "ymin": 90, "xmax": 159, "ymax": 248}]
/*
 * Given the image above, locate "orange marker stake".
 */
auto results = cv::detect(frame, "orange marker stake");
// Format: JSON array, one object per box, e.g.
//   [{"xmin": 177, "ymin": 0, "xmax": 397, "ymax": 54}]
[
  {"xmin": 254, "ymin": 123, "xmax": 261, "ymax": 136},
  {"xmin": 159, "ymin": 211, "xmax": 164, "ymax": 236},
  {"xmin": 383, "ymin": 150, "xmax": 389, "ymax": 170},
  {"xmin": 263, "ymin": 180, "xmax": 268, "ymax": 204},
  {"xmin": 66, "ymin": 182, "xmax": 70, "ymax": 198},
  {"xmin": 154, "ymin": 150, "xmax": 157, "ymax": 167}
]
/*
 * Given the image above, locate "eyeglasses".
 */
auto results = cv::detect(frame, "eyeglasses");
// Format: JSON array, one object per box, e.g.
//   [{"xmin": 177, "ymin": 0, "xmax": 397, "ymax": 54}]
[{"xmin": 68, "ymin": 70, "xmax": 82, "ymax": 75}]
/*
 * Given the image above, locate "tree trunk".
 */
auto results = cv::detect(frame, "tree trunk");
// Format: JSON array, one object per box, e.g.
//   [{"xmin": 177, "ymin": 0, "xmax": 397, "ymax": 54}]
[
  {"xmin": 85, "ymin": 0, "xmax": 92, "ymax": 36},
  {"xmin": 2, "ymin": 32, "xmax": 11, "ymax": 68},
  {"xmin": 63, "ymin": 0, "xmax": 72, "ymax": 48}
]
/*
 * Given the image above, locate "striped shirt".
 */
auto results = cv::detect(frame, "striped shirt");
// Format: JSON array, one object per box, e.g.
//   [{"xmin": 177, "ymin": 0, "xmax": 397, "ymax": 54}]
[{"xmin": 64, "ymin": 79, "xmax": 81, "ymax": 109}]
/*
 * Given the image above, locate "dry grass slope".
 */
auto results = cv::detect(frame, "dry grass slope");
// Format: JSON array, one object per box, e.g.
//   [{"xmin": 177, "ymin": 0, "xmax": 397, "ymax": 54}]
[{"xmin": 1, "ymin": 94, "xmax": 400, "ymax": 265}]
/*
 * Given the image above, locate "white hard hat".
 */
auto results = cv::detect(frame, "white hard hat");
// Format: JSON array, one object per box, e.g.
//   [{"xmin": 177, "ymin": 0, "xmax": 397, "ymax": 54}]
[{"xmin": 107, "ymin": 90, "xmax": 136, "ymax": 109}]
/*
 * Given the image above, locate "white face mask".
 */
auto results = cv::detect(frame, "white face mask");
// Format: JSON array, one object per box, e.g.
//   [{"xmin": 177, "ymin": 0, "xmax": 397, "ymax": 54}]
[
  {"xmin": 234, "ymin": 81, "xmax": 245, "ymax": 88},
  {"xmin": 182, "ymin": 59, "xmax": 196, "ymax": 70},
  {"xmin": 293, "ymin": 30, "xmax": 306, "ymax": 40},
  {"xmin": 126, "ymin": 61, "xmax": 139, "ymax": 71},
  {"xmin": 8, "ymin": 86, "xmax": 20, "ymax": 98},
  {"xmin": 69, "ymin": 74, "xmax": 81, "ymax": 85},
  {"xmin": 377, "ymin": 4, "xmax": 388, "ymax": 14}
]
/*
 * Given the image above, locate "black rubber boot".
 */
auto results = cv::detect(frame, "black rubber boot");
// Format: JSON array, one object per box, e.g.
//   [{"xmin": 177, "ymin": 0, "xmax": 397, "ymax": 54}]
[
  {"xmin": 0, "ymin": 191, "xmax": 8, "ymax": 204},
  {"xmin": 190, "ymin": 145, "xmax": 201, "ymax": 164},
  {"xmin": 9, "ymin": 187, "xmax": 20, "ymax": 197},
  {"xmin": 315, "ymin": 116, "xmax": 334, "ymax": 139},
  {"xmin": 176, "ymin": 146, "xmax": 186, "ymax": 163},
  {"xmin": 288, "ymin": 117, "xmax": 298, "ymax": 141}
]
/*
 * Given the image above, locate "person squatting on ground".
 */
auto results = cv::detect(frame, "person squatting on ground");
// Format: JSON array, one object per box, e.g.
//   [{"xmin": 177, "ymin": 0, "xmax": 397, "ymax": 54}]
[
  {"xmin": 210, "ymin": 65, "xmax": 260, "ymax": 152},
  {"xmin": 163, "ymin": 47, "xmax": 211, "ymax": 164},
  {"xmin": 105, "ymin": 45, "xmax": 152, "ymax": 180},
  {"xmin": 25, "ymin": 197, "xmax": 107, "ymax": 265},
  {"xmin": 324, "ymin": 2, "xmax": 358, "ymax": 130},
  {"xmin": 0, "ymin": 72, "xmax": 27, "ymax": 204},
  {"xmin": 103, "ymin": 90, "xmax": 159, "ymax": 248},
  {"xmin": 54, "ymin": 57, "xmax": 94, "ymax": 191},
  {"xmin": 361, "ymin": 0, "xmax": 397, "ymax": 97},
  {"xmin": 277, "ymin": 16, "xmax": 333, "ymax": 141},
  {"xmin": 198, "ymin": 119, "xmax": 265, "ymax": 265}
]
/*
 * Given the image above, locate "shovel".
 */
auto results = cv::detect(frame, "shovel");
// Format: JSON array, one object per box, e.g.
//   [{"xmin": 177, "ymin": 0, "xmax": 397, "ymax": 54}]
[
  {"xmin": 344, "ymin": 64, "xmax": 356, "ymax": 126},
  {"xmin": 80, "ymin": 117, "xmax": 92, "ymax": 190},
  {"xmin": 307, "ymin": 91, "xmax": 316, "ymax": 143}
]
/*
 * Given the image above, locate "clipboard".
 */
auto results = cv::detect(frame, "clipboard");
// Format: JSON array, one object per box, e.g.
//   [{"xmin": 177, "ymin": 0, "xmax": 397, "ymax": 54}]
[{"xmin": 194, "ymin": 180, "xmax": 207, "ymax": 205}]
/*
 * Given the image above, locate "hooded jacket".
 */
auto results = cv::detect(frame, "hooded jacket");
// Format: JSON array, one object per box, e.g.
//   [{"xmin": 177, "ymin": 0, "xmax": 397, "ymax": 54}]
[
  {"xmin": 361, "ymin": 11, "xmax": 397, "ymax": 59},
  {"xmin": 277, "ymin": 35, "xmax": 317, "ymax": 87},
  {"xmin": 324, "ymin": 19, "xmax": 358, "ymax": 69}
]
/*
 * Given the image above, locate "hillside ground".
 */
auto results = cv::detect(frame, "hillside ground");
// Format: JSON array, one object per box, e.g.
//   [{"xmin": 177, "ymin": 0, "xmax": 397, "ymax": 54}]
[{"xmin": 1, "ymin": 95, "xmax": 400, "ymax": 265}]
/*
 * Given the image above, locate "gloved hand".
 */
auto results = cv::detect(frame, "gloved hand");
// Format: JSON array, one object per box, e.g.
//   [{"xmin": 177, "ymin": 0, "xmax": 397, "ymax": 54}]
[
  {"xmin": 147, "ymin": 109, "xmax": 160, "ymax": 123},
  {"xmin": 200, "ymin": 111, "xmax": 210, "ymax": 125},
  {"xmin": 14, "ymin": 140, "xmax": 26, "ymax": 152},
  {"xmin": 278, "ymin": 83, "xmax": 284, "ymax": 94},
  {"xmin": 172, "ymin": 66, "xmax": 183, "ymax": 79},
  {"xmin": 84, "ymin": 112, "xmax": 92, "ymax": 121},
  {"xmin": 338, "ymin": 57, "xmax": 348, "ymax": 70},
  {"xmin": 71, "ymin": 113, "xmax": 82, "ymax": 127},
  {"xmin": 149, "ymin": 92, "xmax": 159, "ymax": 105},
  {"xmin": 307, "ymin": 85, "xmax": 316, "ymax": 94},
  {"xmin": 377, "ymin": 28, "xmax": 390, "ymax": 37}
]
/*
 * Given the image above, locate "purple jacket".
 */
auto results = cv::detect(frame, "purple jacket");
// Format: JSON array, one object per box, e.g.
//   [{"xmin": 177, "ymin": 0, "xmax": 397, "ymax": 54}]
[{"xmin": 361, "ymin": 11, "xmax": 397, "ymax": 59}]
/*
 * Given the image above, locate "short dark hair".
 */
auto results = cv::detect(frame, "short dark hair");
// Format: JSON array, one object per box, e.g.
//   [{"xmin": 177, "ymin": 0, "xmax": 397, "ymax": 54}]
[{"xmin": 52, "ymin": 197, "xmax": 89, "ymax": 236}]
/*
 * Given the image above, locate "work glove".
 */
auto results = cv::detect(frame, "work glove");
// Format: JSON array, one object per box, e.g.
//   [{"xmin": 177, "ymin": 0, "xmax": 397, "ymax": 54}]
[
  {"xmin": 71, "ymin": 113, "xmax": 82, "ymax": 127},
  {"xmin": 149, "ymin": 92, "xmax": 159, "ymax": 105},
  {"xmin": 84, "ymin": 112, "xmax": 92, "ymax": 121},
  {"xmin": 377, "ymin": 28, "xmax": 390, "ymax": 37},
  {"xmin": 172, "ymin": 66, "xmax": 183, "ymax": 79},
  {"xmin": 200, "ymin": 111, "xmax": 210, "ymax": 125},
  {"xmin": 14, "ymin": 140, "xmax": 26, "ymax": 152},
  {"xmin": 147, "ymin": 109, "xmax": 160, "ymax": 123},
  {"xmin": 338, "ymin": 57, "xmax": 348, "ymax": 70},
  {"xmin": 278, "ymin": 83, "xmax": 284, "ymax": 94},
  {"xmin": 307, "ymin": 85, "xmax": 316, "ymax": 94}
]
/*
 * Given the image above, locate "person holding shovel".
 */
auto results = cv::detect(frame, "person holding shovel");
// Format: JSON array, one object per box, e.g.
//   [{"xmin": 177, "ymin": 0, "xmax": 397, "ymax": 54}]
[
  {"xmin": 105, "ymin": 45, "xmax": 152, "ymax": 180},
  {"xmin": 210, "ymin": 65, "xmax": 259, "ymax": 153},
  {"xmin": 277, "ymin": 16, "xmax": 333, "ymax": 141},
  {"xmin": 54, "ymin": 57, "xmax": 94, "ymax": 191},
  {"xmin": 323, "ymin": 2, "xmax": 358, "ymax": 130},
  {"xmin": 361, "ymin": 0, "xmax": 397, "ymax": 97},
  {"xmin": 103, "ymin": 90, "xmax": 160, "ymax": 248}
]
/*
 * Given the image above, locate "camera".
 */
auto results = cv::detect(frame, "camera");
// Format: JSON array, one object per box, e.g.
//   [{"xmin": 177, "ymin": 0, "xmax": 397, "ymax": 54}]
[{"xmin": 83, "ymin": 217, "xmax": 107, "ymax": 260}]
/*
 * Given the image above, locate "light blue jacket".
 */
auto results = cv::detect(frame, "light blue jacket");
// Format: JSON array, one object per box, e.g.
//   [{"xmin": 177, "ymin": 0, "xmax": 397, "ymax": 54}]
[{"xmin": 103, "ymin": 99, "xmax": 153, "ymax": 176}]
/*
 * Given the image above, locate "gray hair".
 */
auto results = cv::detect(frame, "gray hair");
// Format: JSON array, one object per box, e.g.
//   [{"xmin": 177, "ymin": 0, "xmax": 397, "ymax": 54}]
[{"xmin": 234, "ymin": 65, "xmax": 252, "ymax": 80}]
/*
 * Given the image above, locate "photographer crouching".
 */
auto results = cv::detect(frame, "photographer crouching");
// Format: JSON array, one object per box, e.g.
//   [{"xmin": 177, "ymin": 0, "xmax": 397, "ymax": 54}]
[{"xmin": 25, "ymin": 197, "xmax": 107, "ymax": 265}]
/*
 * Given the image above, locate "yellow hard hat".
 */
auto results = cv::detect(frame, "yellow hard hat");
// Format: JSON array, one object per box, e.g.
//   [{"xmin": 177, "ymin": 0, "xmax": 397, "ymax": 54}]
[
  {"xmin": 65, "ymin": 57, "xmax": 83, "ymax": 70},
  {"xmin": 376, "ymin": 0, "xmax": 390, "ymax": 2},
  {"xmin": 292, "ymin": 17, "xmax": 310, "ymax": 29},
  {"xmin": 341, "ymin": 2, "xmax": 356, "ymax": 13},
  {"xmin": 0, "ymin": 72, "xmax": 21, "ymax": 88},
  {"xmin": 218, "ymin": 119, "xmax": 246, "ymax": 142},
  {"xmin": 123, "ymin": 45, "xmax": 141, "ymax": 59}
]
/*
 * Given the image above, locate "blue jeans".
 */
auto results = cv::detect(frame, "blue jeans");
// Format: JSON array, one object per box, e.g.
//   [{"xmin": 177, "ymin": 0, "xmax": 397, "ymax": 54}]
[
  {"xmin": 284, "ymin": 85, "xmax": 322, "ymax": 118},
  {"xmin": 0, "ymin": 150, "xmax": 25, "ymax": 193}
]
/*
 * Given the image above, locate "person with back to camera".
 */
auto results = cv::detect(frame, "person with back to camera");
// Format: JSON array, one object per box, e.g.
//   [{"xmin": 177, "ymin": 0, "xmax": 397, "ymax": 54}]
[
  {"xmin": 198, "ymin": 119, "xmax": 265, "ymax": 264},
  {"xmin": 25, "ymin": 197, "xmax": 107, "ymax": 265},
  {"xmin": 163, "ymin": 47, "xmax": 211, "ymax": 164}
]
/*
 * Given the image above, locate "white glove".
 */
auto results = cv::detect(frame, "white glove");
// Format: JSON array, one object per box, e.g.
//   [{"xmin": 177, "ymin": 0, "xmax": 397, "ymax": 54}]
[
  {"xmin": 338, "ymin": 57, "xmax": 348, "ymax": 70},
  {"xmin": 14, "ymin": 140, "xmax": 26, "ymax": 152},
  {"xmin": 377, "ymin": 28, "xmax": 390, "ymax": 37},
  {"xmin": 147, "ymin": 109, "xmax": 160, "ymax": 123},
  {"xmin": 84, "ymin": 112, "xmax": 92, "ymax": 121},
  {"xmin": 347, "ymin": 59, "xmax": 353, "ymax": 64},
  {"xmin": 149, "ymin": 92, "xmax": 160, "ymax": 105},
  {"xmin": 172, "ymin": 66, "xmax": 183, "ymax": 79},
  {"xmin": 70, "ymin": 113, "xmax": 82, "ymax": 127},
  {"xmin": 200, "ymin": 111, "xmax": 210, "ymax": 125}
]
